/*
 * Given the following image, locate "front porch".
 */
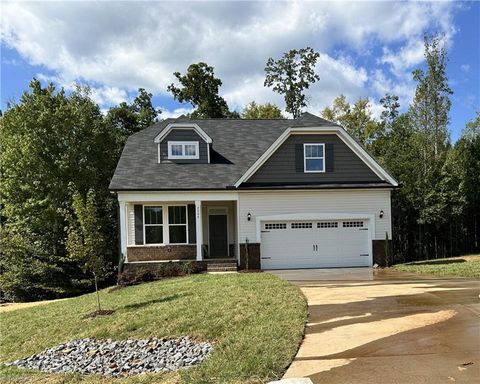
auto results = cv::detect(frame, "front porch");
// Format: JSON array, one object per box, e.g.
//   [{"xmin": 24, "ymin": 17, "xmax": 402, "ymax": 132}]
[{"xmin": 120, "ymin": 198, "xmax": 239, "ymax": 264}]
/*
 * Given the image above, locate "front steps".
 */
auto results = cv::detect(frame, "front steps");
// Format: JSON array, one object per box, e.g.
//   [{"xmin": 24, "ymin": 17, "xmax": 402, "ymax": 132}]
[{"xmin": 206, "ymin": 260, "xmax": 238, "ymax": 273}]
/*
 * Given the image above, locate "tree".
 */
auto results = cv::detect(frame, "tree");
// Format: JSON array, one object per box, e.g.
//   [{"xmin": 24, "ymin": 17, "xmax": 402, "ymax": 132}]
[
  {"xmin": 0, "ymin": 80, "xmax": 119, "ymax": 301},
  {"xmin": 167, "ymin": 62, "xmax": 238, "ymax": 118},
  {"xmin": 320, "ymin": 95, "xmax": 382, "ymax": 145},
  {"xmin": 410, "ymin": 34, "xmax": 453, "ymax": 159},
  {"xmin": 106, "ymin": 88, "xmax": 161, "ymax": 140},
  {"xmin": 406, "ymin": 35, "xmax": 453, "ymax": 257},
  {"xmin": 66, "ymin": 189, "xmax": 111, "ymax": 311},
  {"xmin": 264, "ymin": 47, "xmax": 320, "ymax": 118},
  {"xmin": 242, "ymin": 101, "xmax": 284, "ymax": 119},
  {"xmin": 380, "ymin": 93, "xmax": 400, "ymax": 130}
]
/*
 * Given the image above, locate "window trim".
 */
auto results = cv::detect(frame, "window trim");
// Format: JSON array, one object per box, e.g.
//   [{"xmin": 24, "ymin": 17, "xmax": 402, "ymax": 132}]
[
  {"xmin": 143, "ymin": 205, "xmax": 164, "ymax": 245},
  {"xmin": 167, "ymin": 141, "xmax": 199, "ymax": 160},
  {"xmin": 142, "ymin": 204, "xmax": 189, "ymax": 245},
  {"xmin": 168, "ymin": 204, "xmax": 189, "ymax": 245},
  {"xmin": 303, "ymin": 143, "xmax": 325, "ymax": 173}
]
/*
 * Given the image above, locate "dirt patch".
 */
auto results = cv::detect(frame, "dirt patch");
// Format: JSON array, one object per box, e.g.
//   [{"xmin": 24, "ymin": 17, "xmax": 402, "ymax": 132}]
[
  {"xmin": 0, "ymin": 298, "xmax": 67, "ymax": 313},
  {"xmin": 81, "ymin": 309, "xmax": 115, "ymax": 319}
]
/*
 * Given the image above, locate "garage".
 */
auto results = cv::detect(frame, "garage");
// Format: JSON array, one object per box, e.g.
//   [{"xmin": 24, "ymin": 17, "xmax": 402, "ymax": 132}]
[{"xmin": 260, "ymin": 219, "xmax": 371, "ymax": 269}]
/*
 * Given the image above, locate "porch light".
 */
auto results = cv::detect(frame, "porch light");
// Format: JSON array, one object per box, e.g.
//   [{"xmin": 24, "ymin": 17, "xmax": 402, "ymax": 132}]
[
  {"xmin": 379, "ymin": 210, "xmax": 384, "ymax": 218},
  {"xmin": 247, "ymin": 213, "xmax": 251, "ymax": 221}
]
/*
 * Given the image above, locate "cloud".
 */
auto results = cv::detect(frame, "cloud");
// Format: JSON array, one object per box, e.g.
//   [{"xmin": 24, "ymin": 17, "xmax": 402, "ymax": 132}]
[
  {"xmin": 460, "ymin": 64, "xmax": 470, "ymax": 73},
  {"xmin": 1, "ymin": 1, "xmax": 456, "ymax": 112},
  {"xmin": 161, "ymin": 106, "xmax": 195, "ymax": 120}
]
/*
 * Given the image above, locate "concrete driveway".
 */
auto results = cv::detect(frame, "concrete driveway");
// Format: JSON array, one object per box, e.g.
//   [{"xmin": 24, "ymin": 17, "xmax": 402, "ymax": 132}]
[{"xmin": 269, "ymin": 268, "xmax": 480, "ymax": 384}]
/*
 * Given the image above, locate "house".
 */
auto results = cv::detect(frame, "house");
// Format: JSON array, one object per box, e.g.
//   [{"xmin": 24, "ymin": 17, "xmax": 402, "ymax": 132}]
[{"xmin": 109, "ymin": 112, "xmax": 398, "ymax": 271}]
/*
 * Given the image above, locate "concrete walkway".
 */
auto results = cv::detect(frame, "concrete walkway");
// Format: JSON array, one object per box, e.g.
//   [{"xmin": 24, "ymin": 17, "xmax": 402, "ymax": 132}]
[{"xmin": 270, "ymin": 268, "xmax": 480, "ymax": 384}]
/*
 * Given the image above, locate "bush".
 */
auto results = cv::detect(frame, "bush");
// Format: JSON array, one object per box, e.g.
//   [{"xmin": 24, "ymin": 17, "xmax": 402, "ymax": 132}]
[{"xmin": 117, "ymin": 261, "xmax": 202, "ymax": 286}]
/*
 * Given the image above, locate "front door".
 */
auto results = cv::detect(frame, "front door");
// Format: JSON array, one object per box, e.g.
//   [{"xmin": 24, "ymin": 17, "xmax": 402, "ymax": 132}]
[{"xmin": 209, "ymin": 215, "xmax": 228, "ymax": 257}]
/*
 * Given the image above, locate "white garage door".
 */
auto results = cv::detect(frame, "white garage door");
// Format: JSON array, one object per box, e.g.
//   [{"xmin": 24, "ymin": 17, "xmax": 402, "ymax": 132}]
[{"xmin": 261, "ymin": 220, "xmax": 371, "ymax": 269}]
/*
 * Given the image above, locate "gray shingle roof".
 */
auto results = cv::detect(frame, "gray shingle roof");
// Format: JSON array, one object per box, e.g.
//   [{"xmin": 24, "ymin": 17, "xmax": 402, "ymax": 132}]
[{"xmin": 109, "ymin": 113, "xmax": 335, "ymax": 190}]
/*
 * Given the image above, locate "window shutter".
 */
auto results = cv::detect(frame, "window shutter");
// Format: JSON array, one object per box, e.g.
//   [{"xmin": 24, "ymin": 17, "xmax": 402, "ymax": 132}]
[
  {"xmin": 187, "ymin": 204, "xmax": 196, "ymax": 244},
  {"xmin": 295, "ymin": 144, "xmax": 304, "ymax": 172},
  {"xmin": 325, "ymin": 143, "xmax": 334, "ymax": 172},
  {"xmin": 134, "ymin": 205, "xmax": 144, "ymax": 245}
]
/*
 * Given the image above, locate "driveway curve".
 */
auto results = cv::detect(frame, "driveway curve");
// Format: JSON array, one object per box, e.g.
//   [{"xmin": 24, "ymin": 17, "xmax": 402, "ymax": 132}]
[{"xmin": 270, "ymin": 268, "xmax": 480, "ymax": 384}]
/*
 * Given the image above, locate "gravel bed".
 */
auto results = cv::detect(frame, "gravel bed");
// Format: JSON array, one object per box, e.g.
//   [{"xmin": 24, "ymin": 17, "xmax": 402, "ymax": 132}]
[{"xmin": 6, "ymin": 336, "xmax": 213, "ymax": 377}]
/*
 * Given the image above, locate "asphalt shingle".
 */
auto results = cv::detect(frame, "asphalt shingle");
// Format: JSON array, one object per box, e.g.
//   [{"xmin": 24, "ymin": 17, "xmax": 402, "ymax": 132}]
[{"xmin": 109, "ymin": 113, "xmax": 334, "ymax": 190}]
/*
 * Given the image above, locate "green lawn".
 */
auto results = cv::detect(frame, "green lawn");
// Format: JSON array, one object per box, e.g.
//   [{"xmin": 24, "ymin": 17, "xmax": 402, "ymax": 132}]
[
  {"xmin": 0, "ymin": 273, "xmax": 307, "ymax": 384},
  {"xmin": 393, "ymin": 254, "xmax": 480, "ymax": 278}
]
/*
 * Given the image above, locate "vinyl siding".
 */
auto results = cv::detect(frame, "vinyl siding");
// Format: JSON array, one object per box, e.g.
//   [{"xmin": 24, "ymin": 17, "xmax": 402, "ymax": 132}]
[
  {"xmin": 126, "ymin": 203, "xmax": 135, "ymax": 245},
  {"xmin": 238, "ymin": 189, "xmax": 391, "ymax": 241},
  {"xmin": 247, "ymin": 134, "xmax": 382, "ymax": 184},
  {"xmin": 159, "ymin": 129, "xmax": 208, "ymax": 163}
]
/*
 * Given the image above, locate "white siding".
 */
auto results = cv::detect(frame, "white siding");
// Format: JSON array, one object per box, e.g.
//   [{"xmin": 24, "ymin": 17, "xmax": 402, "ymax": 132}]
[
  {"xmin": 238, "ymin": 189, "xmax": 391, "ymax": 242},
  {"xmin": 126, "ymin": 203, "xmax": 135, "ymax": 245}
]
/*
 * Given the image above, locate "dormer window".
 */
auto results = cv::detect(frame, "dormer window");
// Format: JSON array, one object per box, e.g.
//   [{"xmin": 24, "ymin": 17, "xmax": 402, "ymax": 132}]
[
  {"xmin": 168, "ymin": 141, "xmax": 199, "ymax": 159},
  {"xmin": 304, "ymin": 143, "xmax": 325, "ymax": 172}
]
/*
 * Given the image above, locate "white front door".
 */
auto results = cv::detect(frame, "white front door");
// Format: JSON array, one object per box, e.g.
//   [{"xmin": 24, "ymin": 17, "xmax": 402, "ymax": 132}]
[{"xmin": 261, "ymin": 220, "xmax": 370, "ymax": 269}]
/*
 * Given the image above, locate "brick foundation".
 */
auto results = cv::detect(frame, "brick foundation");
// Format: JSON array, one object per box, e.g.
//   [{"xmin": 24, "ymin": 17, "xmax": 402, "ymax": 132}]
[
  {"xmin": 127, "ymin": 245, "xmax": 196, "ymax": 262},
  {"xmin": 239, "ymin": 243, "xmax": 261, "ymax": 270},
  {"xmin": 372, "ymin": 240, "xmax": 392, "ymax": 267}
]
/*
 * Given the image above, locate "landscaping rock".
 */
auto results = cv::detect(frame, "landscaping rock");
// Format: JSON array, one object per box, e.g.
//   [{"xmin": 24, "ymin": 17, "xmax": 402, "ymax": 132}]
[{"xmin": 6, "ymin": 336, "xmax": 212, "ymax": 377}]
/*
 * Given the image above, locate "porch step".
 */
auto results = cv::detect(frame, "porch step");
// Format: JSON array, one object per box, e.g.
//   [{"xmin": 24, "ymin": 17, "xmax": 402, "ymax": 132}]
[{"xmin": 207, "ymin": 262, "xmax": 238, "ymax": 272}]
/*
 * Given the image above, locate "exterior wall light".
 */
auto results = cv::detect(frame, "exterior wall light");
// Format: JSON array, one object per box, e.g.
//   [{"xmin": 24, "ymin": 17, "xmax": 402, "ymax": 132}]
[
  {"xmin": 247, "ymin": 213, "xmax": 251, "ymax": 221},
  {"xmin": 379, "ymin": 210, "xmax": 384, "ymax": 218}
]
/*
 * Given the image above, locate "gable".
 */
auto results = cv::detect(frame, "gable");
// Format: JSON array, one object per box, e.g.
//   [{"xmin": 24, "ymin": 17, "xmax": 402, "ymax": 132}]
[
  {"xmin": 243, "ymin": 133, "xmax": 383, "ymax": 186},
  {"xmin": 159, "ymin": 129, "xmax": 209, "ymax": 163}
]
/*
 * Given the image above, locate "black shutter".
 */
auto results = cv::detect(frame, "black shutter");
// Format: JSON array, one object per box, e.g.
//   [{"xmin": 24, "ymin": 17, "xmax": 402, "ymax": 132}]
[
  {"xmin": 134, "ymin": 205, "xmax": 144, "ymax": 245},
  {"xmin": 325, "ymin": 143, "xmax": 334, "ymax": 172},
  {"xmin": 295, "ymin": 144, "xmax": 304, "ymax": 172},
  {"xmin": 187, "ymin": 204, "xmax": 196, "ymax": 244}
]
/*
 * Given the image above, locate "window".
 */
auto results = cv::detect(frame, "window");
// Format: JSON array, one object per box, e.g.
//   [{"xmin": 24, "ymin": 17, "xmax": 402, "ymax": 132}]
[
  {"xmin": 304, "ymin": 143, "xmax": 325, "ymax": 172},
  {"xmin": 144, "ymin": 206, "xmax": 163, "ymax": 244},
  {"xmin": 317, "ymin": 222, "xmax": 338, "ymax": 228},
  {"xmin": 168, "ymin": 206, "xmax": 187, "ymax": 243},
  {"xmin": 265, "ymin": 223, "xmax": 287, "ymax": 230},
  {"xmin": 343, "ymin": 221, "xmax": 364, "ymax": 228},
  {"xmin": 168, "ymin": 141, "xmax": 199, "ymax": 159},
  {"xmin": 291, "ymin": 222, "xmax": 313, "ymax": 229}
]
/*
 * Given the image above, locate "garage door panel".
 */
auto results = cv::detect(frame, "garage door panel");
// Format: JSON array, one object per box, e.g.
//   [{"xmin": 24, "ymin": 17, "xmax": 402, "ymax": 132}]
[{"xmin": 261, "ymin": 220, "xmax": 370, "ymax": 269}]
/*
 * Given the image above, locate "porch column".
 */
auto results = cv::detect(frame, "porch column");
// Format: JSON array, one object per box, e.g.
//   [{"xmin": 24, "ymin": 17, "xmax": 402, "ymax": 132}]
[
  {"xmin": 195, "ymin": 200, "xmax": 203, "ymax": 261},
  {"xmin": 119, "ymin": 201, "xmax": 127, "ymax": 261}
]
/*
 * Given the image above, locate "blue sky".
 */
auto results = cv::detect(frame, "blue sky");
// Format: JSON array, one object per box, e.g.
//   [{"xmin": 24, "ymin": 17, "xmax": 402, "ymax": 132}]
[{"xmin": 1, "ymin": 1, "xmax": 478, "ymax": 142}]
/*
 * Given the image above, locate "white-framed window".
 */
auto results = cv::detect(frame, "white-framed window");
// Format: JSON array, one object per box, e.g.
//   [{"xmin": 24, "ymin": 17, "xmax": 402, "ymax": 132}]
[
  {"xmin": 168, "ymin": 205, "xmax": 188, "ymax": 244},
  {"xmin": 291, "ymin": 222, "xmax": 313, "ymax": 229},
  {"xmin": 304, "ymin": 143, "xmax": 325, "ymax": 173},
  {"xmin": 265, "ymin": 223, "xmax": 287, "ymax": 230},
  {"xmin": 343, "ymin": 221, "xmax": 364, "ymax": 228},
  {"xmin": 168, "ymin": 141, "xmax": 199, "ymax": 159},
  {"xmin": 144, "ymin": 206, "xmax": 163, "ymax": 244},
  {"xmin": 317, "ymin": 222, "xmax": 338, "ymax": 228}
]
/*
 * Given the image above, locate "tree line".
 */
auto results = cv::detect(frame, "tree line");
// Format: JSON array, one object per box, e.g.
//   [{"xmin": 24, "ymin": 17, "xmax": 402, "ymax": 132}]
[{"xmin": 1, "ymin": 35, "xmax": 478, "ymax": 301}]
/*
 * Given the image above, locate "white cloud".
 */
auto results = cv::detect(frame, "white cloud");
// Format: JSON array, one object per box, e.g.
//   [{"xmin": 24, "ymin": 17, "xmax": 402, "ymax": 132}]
[
  {"xmin": 90, "ymin": 86, "xmax": 129, "ymax": 106},
  {"xmin": 160, "ymin": 106, "xmax": 195, "ymax": 120},
  {"xmin": 1, "ymin": 1, "xmax": 456, "ymax": 111},
  {"xmin": 460, "ymin": 64, "xmax": 470, "ymax": 73}
]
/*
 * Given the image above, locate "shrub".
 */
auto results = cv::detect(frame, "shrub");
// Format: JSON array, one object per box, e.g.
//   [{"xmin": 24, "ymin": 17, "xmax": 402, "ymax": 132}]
[{"xmin": 117, "ymin": 261, "xmax": 201, "ymax": 286}]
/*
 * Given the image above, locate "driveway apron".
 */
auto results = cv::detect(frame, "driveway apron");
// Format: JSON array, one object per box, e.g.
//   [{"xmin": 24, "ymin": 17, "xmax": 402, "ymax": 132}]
[{"xmin": 270, "ymin": 268, "xmax": 480, "ymax": 384}]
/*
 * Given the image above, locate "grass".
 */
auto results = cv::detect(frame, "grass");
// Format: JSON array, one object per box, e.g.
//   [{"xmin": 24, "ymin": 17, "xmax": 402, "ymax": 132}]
[
  {"xmin": 393, "ymin": 254, "xmax": 480, "ymax": 278},
  {"xmin": 0, "ymin": 273, "xmax": 307, "ymax": 384}
]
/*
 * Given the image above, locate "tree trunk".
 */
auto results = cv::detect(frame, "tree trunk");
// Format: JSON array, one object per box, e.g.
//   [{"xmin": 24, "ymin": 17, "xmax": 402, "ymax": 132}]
[{"xmin": 94, "ymin": 273, "xmax": 101, "ymax": 311}]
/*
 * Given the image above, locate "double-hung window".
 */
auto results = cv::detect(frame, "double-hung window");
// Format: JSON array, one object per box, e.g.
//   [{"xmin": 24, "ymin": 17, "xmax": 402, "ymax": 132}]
[
  {"xmin": 144, "ymin": 206, "xmax": 163, "ymax": 244},
  {"xmin": 304, "ymin": 143, "xmax": 325, "ymax": 172},
  {"xmin": 168, "ymin": 141, "xmax": 199, "ymax": 159},
  {"xmin": 168, "ymin": 206, "xmax": 187, "ymax": 244}
]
